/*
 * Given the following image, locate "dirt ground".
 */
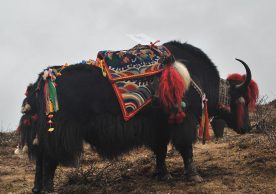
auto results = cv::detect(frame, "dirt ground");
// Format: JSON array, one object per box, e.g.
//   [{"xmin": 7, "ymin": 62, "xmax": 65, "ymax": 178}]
[{"xmin": 0, "ymin": 127, "xmax": 275, "ymax": 194}]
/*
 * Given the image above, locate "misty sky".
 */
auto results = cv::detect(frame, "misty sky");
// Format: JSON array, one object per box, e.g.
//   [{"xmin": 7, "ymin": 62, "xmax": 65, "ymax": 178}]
[{"xmin": 0, "ymin": 0, "xmax": 275, "ymax": 131}]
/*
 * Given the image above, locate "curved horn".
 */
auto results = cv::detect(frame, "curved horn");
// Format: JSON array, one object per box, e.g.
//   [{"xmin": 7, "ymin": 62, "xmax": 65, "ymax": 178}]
[{"xmin": 235, "ymin": 58, "xmax": 252, "ymax": 93}]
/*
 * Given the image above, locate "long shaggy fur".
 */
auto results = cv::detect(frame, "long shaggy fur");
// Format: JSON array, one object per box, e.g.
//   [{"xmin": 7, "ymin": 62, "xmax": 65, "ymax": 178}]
[{"xmin": 27, "ymin": 64, "xmax": 170, "ymax": 163}]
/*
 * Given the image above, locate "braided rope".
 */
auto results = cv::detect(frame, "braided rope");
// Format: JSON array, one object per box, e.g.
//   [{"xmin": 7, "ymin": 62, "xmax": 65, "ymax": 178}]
[{"xmin": 218, "ymin": 79, "xmax": 231, "ymax": 111}]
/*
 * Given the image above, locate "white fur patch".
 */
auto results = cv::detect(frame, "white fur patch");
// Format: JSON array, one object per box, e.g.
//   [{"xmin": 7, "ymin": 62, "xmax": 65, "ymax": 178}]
[
  {"xmin": 173, "ymin": 61, "xmax": 191, "ymax": 91},
  {"xmin": 22, "ymin": 145, "xmax": 28, "ymax": 153},
  {"xmin": 237, "ymin": 97, "xmax": 245, "ymax": 103},
  {"xmin": 14, "ymin": 147, "xmax": 21, "ymax": 155},
  {"xmin": 21, "ymin": 103, "xmax": 31, "ymax": 113}
]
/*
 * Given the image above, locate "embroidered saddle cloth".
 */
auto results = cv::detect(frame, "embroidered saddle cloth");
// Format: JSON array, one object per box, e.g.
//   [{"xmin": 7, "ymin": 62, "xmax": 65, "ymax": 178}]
[{"xmin": 96, "ymin": 44, "xmax": 172, "ymax": 121}]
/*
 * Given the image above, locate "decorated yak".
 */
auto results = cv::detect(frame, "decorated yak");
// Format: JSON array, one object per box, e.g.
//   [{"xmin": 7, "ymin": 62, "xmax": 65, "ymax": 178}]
[
  {"xmin": 20, "ymin": 41, "xmax": 258, "ymax": 193},
  {"xmin": 163, "ymin": 41, "xmax": 259, "ymax": 137}
]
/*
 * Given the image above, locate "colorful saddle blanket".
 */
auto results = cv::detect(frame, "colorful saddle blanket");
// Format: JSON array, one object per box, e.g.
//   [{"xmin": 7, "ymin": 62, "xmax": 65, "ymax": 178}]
[{"xmin": 96, "ymin": 44, "xmax": 172, "ymax": 121}]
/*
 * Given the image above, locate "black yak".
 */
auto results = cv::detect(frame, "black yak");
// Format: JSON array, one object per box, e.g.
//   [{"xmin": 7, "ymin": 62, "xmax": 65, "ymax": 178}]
[
  {"xmin": 20, "ymin": 42, "xmax": 258, "ymax": 193},
  {"xmin": 164, "ymin": 41, "xmax": 259, "ymax": 137}
]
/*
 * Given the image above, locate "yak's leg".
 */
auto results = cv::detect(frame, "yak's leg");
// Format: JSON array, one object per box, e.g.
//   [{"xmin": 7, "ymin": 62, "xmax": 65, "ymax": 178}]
[
  {"xmin": 153, "ymin": 144, "xmax": 172, "ymax": 180},
  {"xmin": 171, "ymin": 114, "xmax": 203, "ymax": 182},
  {"xmin": 42, "ymin": 158, "xmax": 58, "ymax": 192},
  {"xmin": 32, "ymin": 153, "xmax": 43, "ymax": 193},
  {"xmin": 211, "ymin": 118, "xmax": 225, "ymax": 138},
  {"xmin": 181, "ymin": 145, "xmax": 203, "ymax": 182}
]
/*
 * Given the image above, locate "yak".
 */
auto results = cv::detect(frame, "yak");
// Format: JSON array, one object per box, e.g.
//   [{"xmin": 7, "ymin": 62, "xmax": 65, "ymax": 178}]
[
  {"xmin": 164, "ymin": 41, "xmax": 259, "ymax": 137},
  {"xmin": 20, "ymin": 41, "xmax": 258, "ymax": 193}
]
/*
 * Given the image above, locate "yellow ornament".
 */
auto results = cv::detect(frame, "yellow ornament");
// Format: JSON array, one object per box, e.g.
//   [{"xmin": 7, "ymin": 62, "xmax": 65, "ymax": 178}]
[
  {"xmin": 49, "ymin": 101, "xmax": 53, "ymax": 112},
  {"xmin": 48, "ymin": 128, "xmax": 55, "ymax": 132}
]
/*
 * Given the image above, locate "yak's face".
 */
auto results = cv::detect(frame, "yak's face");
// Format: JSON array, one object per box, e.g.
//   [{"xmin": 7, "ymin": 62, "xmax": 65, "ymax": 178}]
[
  {"xmin": 17, "ymin": 114, "xmax": 33, "ymax": 146},
  {"xmin": 21, "ymin": 83, "xmax": 39, "ymax": 115},
  {"xmin": 18, "ymin": 83, "xmax": 40, "ymax": 153},
  {"xmin": 226, "ymin": 59, "xmax": 259, "ymax": 134},
  {"xmin": 21, "ymin": 98, "xmax": 31, "ymax": 113},
  {"xmin": 229, "ymin": 83, "xmax": 252, "ymax": 133}
]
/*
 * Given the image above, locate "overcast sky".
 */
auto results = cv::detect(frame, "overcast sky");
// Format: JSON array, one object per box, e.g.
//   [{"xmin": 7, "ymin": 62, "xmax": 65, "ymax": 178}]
[{"xmin": 0, "ymin": 0, "xmax": 275, "ymax": 131}]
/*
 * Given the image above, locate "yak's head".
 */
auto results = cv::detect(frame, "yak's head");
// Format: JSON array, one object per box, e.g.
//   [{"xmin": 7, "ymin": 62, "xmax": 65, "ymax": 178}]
[
  {"xmin": 222, "ymin": 59, "xmax": 259, "ymax": 134},
  {"xmin": 17, "ymin": 84, "xmax": 40, "ymax": 158},
  {"xmin": 16, "ymin": 112, "xmax": 38, "ymax": 148},
  {"xmin": 21, "ymin": 80, "xmax": 41, "ymax": 115}
]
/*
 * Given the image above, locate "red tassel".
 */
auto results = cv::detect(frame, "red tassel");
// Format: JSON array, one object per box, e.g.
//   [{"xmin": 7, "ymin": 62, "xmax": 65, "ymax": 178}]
[
  {"xmin": 48, "ymin": 114, "xmax": 54, "ymax": 119},
  {"xmin": 204, "ymin": 100, "xmax": 210, "ymax": 140},
  {"xmin": 198, "ymin": 98, "xmax": 210, "ymax": 143},
  {"xmin": 159, "ymin": 65, "xmax": 186, "ymax": 111},
  {"xmin": 198, "ymin": 117, "xmax": 203, "ymax": 138},
  {"xmin": 150, "ymin": 40, "xmax": 160, "ymax": 48}
]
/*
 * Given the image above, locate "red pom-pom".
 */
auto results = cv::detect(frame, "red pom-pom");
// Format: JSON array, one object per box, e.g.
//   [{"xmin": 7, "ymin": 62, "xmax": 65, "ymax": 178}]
[
  {"xmin": 32, "ymin": 114, "xmax": 39, "ymax": 121},
  {"xmin": 48, "ymin": 120, "xmax": 53, "ymax": 124},
  {"xmin": 23, "ymin": 119, "xmax": 31, "ymax": 126},
  {"xmin": 175, "ymin": 111, "xmax": 185, "ymax": 123},
  {"xmin": 48, "ymin": 114, "xmax": 54, "ymax": 119}
]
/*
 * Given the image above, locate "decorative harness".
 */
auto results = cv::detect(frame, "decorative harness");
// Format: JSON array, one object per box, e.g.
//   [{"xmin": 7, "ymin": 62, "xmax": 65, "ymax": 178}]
[
  {"xmin": 190, "ymin": 80, "xmax": 210, "ymax": 144},
  {"xmin": 42, "ymin": 60, "xmax": 96, "ymax": 132},
  {"xmin": 190, "ymin": 78, "xmax": 232, "ymax": 143},
  {"xmin": 218, "ymin": 78, "xmax": 231, "ymax": 112}
]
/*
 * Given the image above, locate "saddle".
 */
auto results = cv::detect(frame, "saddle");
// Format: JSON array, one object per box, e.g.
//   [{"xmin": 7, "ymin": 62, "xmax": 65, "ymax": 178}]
[{"xmin": 95, "ymin": 44, "xmax": 172, "ymax": 121}]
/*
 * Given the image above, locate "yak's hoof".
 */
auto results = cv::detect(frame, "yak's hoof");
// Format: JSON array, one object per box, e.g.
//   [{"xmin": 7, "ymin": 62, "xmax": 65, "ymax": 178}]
[
  {"xmin": 43, "ymin": 183, "xmax": 54, "ymax": 193},
  {"xmin": 184, "ymin": 162, "xmax": 203, "ymax": 183},
  {"xmin": 32, "ymin": 186, "xmax": 41, "ymax": 194},
  {"xmin": 187, "ymin": 174, "xmax": 203, "ymax": 182},
  {"xmin": 153, "ymin": 170, "xmax": 172, "ymax": 181},
  {"xmin": 158, "ymin": 173, "xmax": 173, "ymax": 181}
]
